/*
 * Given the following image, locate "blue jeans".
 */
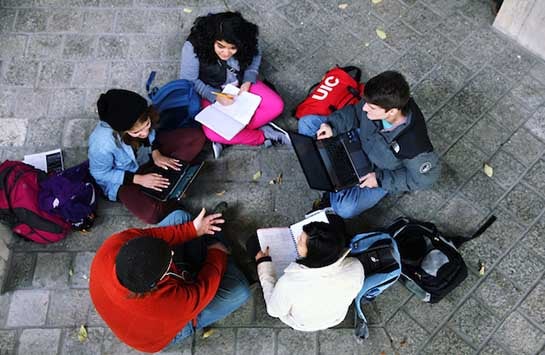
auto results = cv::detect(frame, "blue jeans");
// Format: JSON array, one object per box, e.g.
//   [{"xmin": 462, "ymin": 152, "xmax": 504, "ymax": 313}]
[
  {"xmin": 298, "ymin": 115, "xmax": 388, "ymax": 218},
  {"xmin": 157, "ymin": 210, "xmax": 192, "ymax": 227},
  {"xmin": 170, "ymin": 259, "xmax": 250, "ymax": 344}
]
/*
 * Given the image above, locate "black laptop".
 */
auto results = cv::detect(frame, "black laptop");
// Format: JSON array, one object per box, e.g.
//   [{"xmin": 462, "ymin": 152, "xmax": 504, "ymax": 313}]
[
  {"xmin": 289, "ymin": 131, "xmax": 372, "ymax": 192},
  {"xmin": 141, "ymin": 161, "xmax": 204, "ymax": 202}
]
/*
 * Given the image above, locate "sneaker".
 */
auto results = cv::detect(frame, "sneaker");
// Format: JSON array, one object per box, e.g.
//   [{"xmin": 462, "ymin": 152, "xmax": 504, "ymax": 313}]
[
  {"xmin": 262, "ymin": 139, "xmax": 273, "ymax": 148},
  {"xmin": 307, "ymin": 192, "xmax": 331, "ymax": 215},
  {"xmin": 260, "ymin": 123, "xmax": 291, "ymax": 145},
  {"xmin": 211, "ymin": 201, "xmax": 228, "ymax": 215},
  {"xmin": 212, "ymin": 142, "xmax": 223, "ymax": 159}
]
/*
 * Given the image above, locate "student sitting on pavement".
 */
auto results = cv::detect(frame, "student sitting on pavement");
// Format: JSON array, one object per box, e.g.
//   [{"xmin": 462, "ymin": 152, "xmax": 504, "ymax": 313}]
[
  {"xmin": 89, "ymin": 205, "xmax": 250, "ymax": 353},
  {"xmin": 246, "ymin": 220, "xmax": 364, "ymax": 331},
  {"xmin": 88, "ymin": 89, "xmax": 205, "ymax": 225},
  {"xmin": 298, "ymin": 71, "xmax": 440, "ymax": 218},
  {"xmin": 180, "ymin": 11, "xmax": 289, "ymax": 159}
]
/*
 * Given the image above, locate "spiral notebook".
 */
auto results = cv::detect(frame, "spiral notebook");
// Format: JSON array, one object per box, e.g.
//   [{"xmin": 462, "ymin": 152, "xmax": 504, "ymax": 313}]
[
  {"xmin": 257, "ymin": 210, "xmax": 329, "ymax": 277},
  {"xmin": 195, "ymin": 84, "xmax": 261, "ymax": 140}
]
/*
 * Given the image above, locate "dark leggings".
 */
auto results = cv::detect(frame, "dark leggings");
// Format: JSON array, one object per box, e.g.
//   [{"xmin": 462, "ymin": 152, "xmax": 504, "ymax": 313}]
[{"xmin": 118, "ymin": 127, "xmax": 206, "ymax": 224}]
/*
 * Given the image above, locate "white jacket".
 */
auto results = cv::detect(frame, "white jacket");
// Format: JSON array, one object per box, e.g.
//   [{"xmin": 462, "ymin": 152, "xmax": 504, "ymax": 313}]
[{"xmin": 257, "ymin": 249, "xmax": 365, "ymax": 331}]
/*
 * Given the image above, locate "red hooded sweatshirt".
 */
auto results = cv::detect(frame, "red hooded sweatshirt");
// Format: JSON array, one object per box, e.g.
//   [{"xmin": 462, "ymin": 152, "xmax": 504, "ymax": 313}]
[{"xmin": 89, "ymin": 222, "xmax": 227, "ymax": 353}]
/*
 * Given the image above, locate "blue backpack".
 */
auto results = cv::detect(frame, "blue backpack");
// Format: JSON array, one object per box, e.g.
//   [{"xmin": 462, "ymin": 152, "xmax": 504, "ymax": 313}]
[
  {"xmin": 349, "ymin": 231, "xmax": 401, "ymax": 340},
  {"xmin": 146, "ymin": 71, "xmax": 201, "ymax": 131}
]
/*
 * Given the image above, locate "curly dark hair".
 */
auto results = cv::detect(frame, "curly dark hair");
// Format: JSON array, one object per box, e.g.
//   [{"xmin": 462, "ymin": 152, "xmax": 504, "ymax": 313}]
[{"xmin": 187, "ymin": 12, "xmax": 259, "ymax": 70}]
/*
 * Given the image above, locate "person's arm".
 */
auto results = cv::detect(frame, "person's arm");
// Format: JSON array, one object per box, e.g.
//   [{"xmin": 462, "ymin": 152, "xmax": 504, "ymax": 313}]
[
  {"xmin": 327, "ymin": 103, "xmax": 361, "ymax": 135},
  {"xmin": 88, "ymin": 146, "xmax": 126, "ymax": 191},
  {"xmin": 139, "ymin": 208, "xmax": 224, "ymax": 246},
  {"xmin": 257, "ymin": 266, "xmax": 292, "ymax": 318},
  {"xmin": 375, "ymin": 151, "xmax": 440, "ymax": 193},
  {"xmin": 180, "ymin": 41, "xmax": 218, "ymax": 103},
  {"xmin": 242, "ymin": 48, "xmax": 261, "ymax": 84}
]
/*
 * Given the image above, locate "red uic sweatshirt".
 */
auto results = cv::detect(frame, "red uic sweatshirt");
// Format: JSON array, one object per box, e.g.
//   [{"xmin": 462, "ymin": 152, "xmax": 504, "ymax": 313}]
[{"xmin": 89, "ymin": 222, "xmax": 227, "ymax": 353}]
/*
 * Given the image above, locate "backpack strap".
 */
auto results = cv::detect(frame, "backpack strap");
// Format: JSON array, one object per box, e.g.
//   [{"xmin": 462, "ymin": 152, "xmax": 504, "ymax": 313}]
[
  {"xmin": 340, "ymin": 65, "xmax": 362, "ymax": 83},
  {"xmin": 146, "ymin": 71, "xmax": 157, "ymax": 98},
  {"xmin": 449, "ymin": 215, "xmax": 497, "ymax": 248}
]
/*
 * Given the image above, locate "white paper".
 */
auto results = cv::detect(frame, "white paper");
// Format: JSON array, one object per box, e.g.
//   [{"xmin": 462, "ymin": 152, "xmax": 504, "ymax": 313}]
[
  {"xmin": 213, "ymin": 84, "xmax": 261, "ymax": 125},
  {"xmin": 195, "ymin": 84, "xmax": 261, "ymax": 140},
  {"xmin": 23, "ymin": 148, "xmax": 64, "ymax": 173},
  {"xmin": 257, "ymin": 227, "xmax": 297, "ymax": 277},
  {"xmin": 195, "ymin": 108, "xmax": 245, "ymax": 140},
  {"xmin": 289, "ymin": 210, "xmax": 329, "ymax": 243},
  {"xmin": 256, "ymin": 210, "xmax": 330, "ymax": 278}
]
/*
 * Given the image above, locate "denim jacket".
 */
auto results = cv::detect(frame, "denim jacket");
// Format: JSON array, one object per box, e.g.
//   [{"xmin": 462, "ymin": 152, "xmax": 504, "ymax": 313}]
[{"xmin": 88, "ymin": 121, "xmax": 156, "ymax": 201}]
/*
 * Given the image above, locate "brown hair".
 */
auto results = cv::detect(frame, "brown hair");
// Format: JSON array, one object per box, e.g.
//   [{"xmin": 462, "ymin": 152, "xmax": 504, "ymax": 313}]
[{"xmin": 115, "ymin": 106, "xmax": 160, "ymax": 151}]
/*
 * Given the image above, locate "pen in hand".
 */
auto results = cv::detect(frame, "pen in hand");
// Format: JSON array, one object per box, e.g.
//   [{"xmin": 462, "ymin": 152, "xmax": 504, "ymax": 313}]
[{"xmin": 211, "ymin": 92, "xmax": 235, "ymax": 100}]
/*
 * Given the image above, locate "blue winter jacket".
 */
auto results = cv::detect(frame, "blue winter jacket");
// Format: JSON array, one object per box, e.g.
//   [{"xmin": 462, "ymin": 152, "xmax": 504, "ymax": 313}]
[{"xmin": 88, "ymin": 121, "xmax": 156, "ymax": 201}]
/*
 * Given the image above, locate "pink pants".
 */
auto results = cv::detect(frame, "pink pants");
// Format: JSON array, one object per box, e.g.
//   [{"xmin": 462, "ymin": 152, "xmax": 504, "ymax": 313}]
[{"xmin": 201, "ymin": 81, "xmax": 284, "ymax": 146}]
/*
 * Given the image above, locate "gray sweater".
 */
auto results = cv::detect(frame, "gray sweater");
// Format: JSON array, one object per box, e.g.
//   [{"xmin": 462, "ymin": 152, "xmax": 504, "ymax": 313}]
[{"xmin": 179, "ymin": 41, "xmax": 261, "ymax": 103}]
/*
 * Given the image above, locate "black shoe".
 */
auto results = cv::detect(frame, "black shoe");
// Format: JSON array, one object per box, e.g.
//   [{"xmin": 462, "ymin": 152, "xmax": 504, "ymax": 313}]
[
  {"xmin": 313, "ymin": 192, "xmax": 331, "ymax": 211},
  {"xmin": 211, "ymin": 201, "xmax": 228, "ymax": 215}
]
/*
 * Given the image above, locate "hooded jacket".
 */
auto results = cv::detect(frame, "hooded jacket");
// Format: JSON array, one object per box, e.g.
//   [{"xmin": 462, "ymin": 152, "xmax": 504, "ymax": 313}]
[{"xmin": 257, "ymin": 249, "xmax": 364, "ymax": 331}]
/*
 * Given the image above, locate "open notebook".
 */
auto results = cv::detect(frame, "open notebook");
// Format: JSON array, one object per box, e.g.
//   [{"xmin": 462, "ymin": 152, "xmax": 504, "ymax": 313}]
[
  {"xmin": 257, "ymin": 210, "xmax": 329, "ymax": 277},
  {"xmin": 195, "ymin": 84, "xmax": 262, "ymax": 140}
]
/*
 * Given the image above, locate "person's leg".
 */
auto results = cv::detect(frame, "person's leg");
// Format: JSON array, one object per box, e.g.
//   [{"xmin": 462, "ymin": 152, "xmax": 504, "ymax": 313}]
[
  {"xmin": 194, "ymin": 259, "xmax": 251, "ymax": 329},
  {"xmin": 330, "ymin": 186, "xmax": 388, "ymax": 219},
  {"xmin": 201, "ymin": 82, "xmax": 285, "ymax": 146},
  {"xmin": 157, "ymin": 209, "xmax": 192, "ymax": 227},
  {"xmin": 244, "ymin": 81, "xmax": 284, "ymax": 130},
  {"xmin": 118, "ymin": 184, "xmax": 177, "ymax": 224},
  {"xmin": 155, "ymin": 127, "xmax": 206, "ymax": 163},
  {"xmin": 169, "ymin": 322, "xmax": 194, "ymax": 345},
  {"xmin": 298, "ymin": 114, "xmax": 329, "ymax": 137}
]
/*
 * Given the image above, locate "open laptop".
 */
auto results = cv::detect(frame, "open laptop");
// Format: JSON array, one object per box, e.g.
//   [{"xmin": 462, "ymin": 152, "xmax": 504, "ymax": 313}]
[
  {"xmin": 289, "ymin": 131, "xmax": 372, "ymax": 192},
  {"xmin": 141, "ymin": 161, "xmax": 204, "ymax": 202}
]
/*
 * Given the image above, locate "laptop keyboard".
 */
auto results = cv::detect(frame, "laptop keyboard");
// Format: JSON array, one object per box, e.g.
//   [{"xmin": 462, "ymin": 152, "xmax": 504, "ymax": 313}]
[
  {"xmin": 145, "ymin": 163, "xmax": 187, "ymax": 201},
  {"xmin": 322, "ymin": 139, "xmax": 356, "ymax": 185}
]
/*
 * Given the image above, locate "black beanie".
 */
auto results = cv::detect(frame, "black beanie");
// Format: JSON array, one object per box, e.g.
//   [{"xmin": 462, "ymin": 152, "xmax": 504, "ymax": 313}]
[
  {"xmin": 97, "ymin": 89, "xmax": 148, "ymax": 132},
  {"xmin": 115, "ymin": 236, "xmax": 171, "ymax": 293}
]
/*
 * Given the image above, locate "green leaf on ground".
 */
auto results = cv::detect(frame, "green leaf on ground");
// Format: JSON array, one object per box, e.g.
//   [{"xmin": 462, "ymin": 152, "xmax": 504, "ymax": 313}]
[
  {"xmin": 483, "ymin": 163, "xmax": 493, "ymax": 177},
  {"xmin": 252, "ymin": 171, "xmax": 262, "ymax": 181},
  {"xmin": 376, "ymin": 28, "xmax": 387, "ymax": 40},
  {"xmin": 78, "ymin": 325, "xmax": 88, "ymax": 342}
]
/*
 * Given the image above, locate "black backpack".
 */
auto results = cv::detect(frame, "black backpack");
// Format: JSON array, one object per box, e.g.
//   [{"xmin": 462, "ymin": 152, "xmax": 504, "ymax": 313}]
[{"xmin": 386, "ymin": 216, "xmax": 496, "ymax": 303}]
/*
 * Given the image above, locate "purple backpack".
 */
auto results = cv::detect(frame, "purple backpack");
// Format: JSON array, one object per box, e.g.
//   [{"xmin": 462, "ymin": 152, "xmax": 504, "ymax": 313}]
[{"xmin": 38, "ymin": 161, "xmax": 97, "ymax": 230}]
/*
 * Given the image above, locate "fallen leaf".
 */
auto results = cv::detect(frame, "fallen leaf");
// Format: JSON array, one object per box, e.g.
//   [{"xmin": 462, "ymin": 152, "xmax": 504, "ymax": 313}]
[
  {"xmin": 269, "ymin": 173, "xmax": 283, "ymax": 185},
  {"xmin": 380, "ymin": 352, "xmax": 386, "ymax": 355},
  {"xmin": 376, "ymin": 28, "xmax": 387, "ymax": 40},
  {"xmin": 478, "ymin": 260, "xmax": 485, "ymax": 276},
  {"xmin": 215, "ymin": 190, "xmax": 226, "ymax": 196},
  {"xmin": 202, "ymin": 327, "xmax": 215, "ymax": 339},
  {"xmin": 338, "ymin": 3, "xmax": 348, "ymax": 9},
  {"xmin": 183, "ymin": 8, "xmax": 192, "ymax": 13},
  {"xmin": 78, "ymin": 325, "xmax": 88, "ymax": 342},
  {"xmin": 68, "ymin": 268, "xmax": 74, "ymax": 277},
  {"xmin": 483, "ymin": 163, "xmax": 493, "ymax": 177},
  {"xmin": 252, "ymin": 170, "xmax": 262, "ymax": 181},
  {"xmin": 372, "ymin": 0, "xmax": 383, "ymax": 3},
  {"xmin": 400, "ymin": 338, "xmax": 407, "ymax": 347}
]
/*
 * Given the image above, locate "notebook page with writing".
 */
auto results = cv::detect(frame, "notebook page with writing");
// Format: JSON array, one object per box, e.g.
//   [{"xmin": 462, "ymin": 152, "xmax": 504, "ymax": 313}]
[
  {"xmin": 289, "ymin": 210, "xmax": 329, "ymax": 243},
  {"xmin": 212, "ymin": 84, "xmax": 261, "ymax": 125},
  {"xmin": 257, "ymin": 227, "xmax": 298, "ymax": 278}
]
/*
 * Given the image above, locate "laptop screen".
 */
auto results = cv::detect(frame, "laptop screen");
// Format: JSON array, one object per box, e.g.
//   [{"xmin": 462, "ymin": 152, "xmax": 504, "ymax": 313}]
[{"xmin": 289, "ymin": 132, "xmax": 334, "ymax": 191}]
